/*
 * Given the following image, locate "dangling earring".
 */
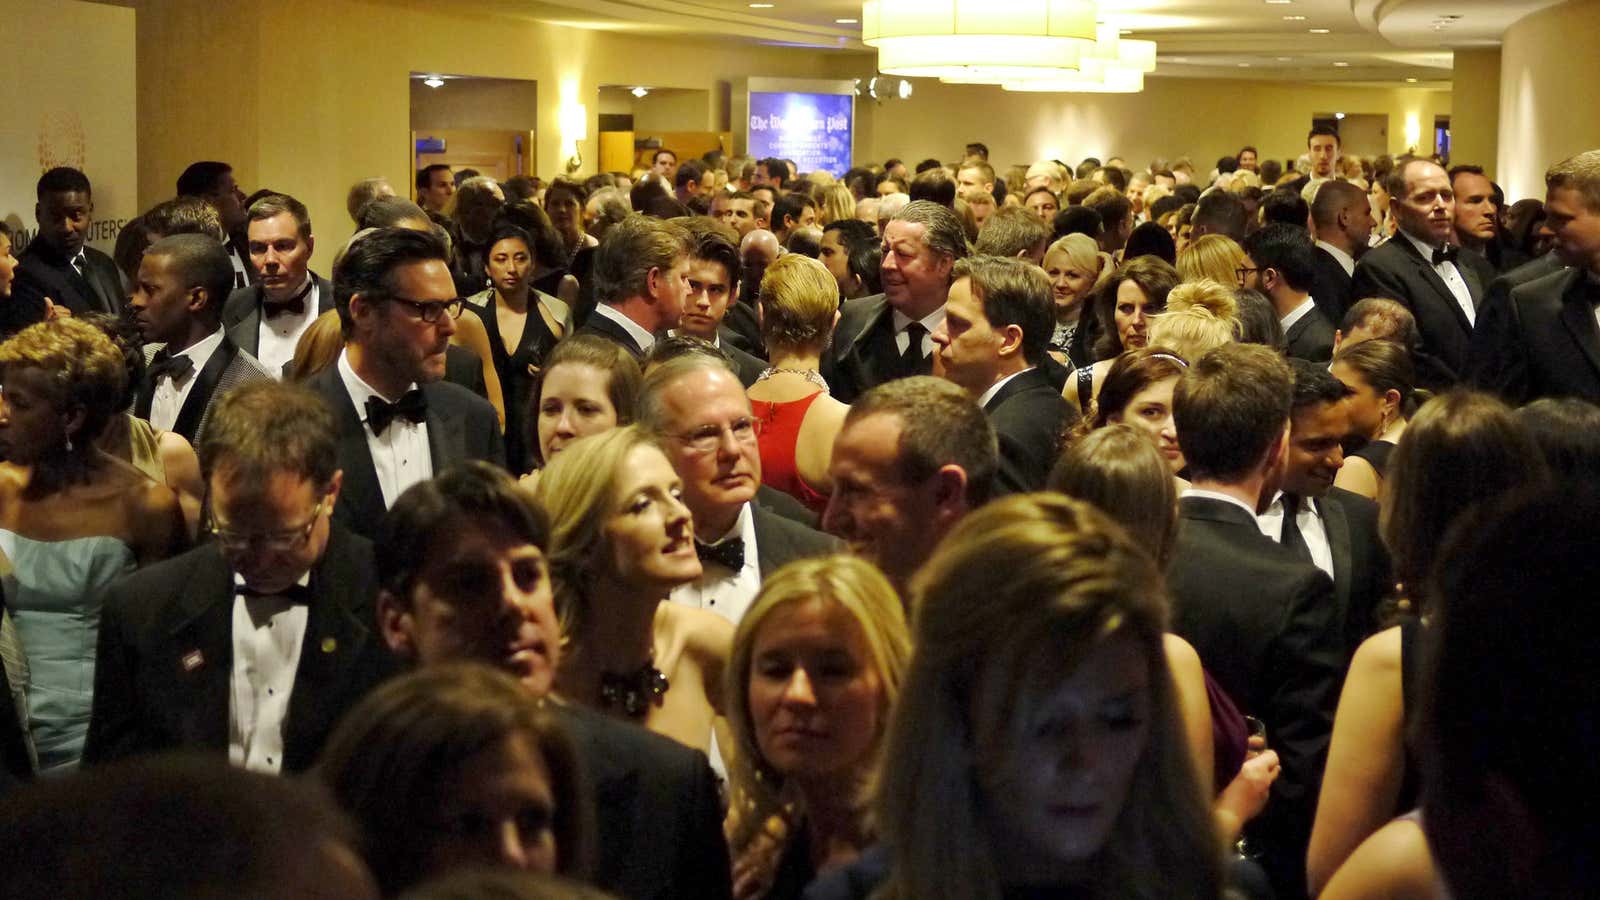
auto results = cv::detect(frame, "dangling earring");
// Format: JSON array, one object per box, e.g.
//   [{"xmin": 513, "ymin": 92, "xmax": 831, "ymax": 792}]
[{"xmin": 65, "ymin": 433, "xmax": 73, "ymax": 453}]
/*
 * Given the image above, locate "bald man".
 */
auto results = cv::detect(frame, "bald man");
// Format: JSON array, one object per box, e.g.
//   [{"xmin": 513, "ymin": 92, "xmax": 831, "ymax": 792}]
[{"xmin": 723, "ymin": 229, "xmax": 781, "ymax": 357}]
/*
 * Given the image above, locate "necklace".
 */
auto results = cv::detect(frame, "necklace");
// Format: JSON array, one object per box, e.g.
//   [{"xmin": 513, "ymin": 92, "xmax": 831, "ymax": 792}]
[
  {"xmin": 598, "ymin": 659, "xmax": 670, "ymax": 718},
  {"xmin": 757, "ymin": 367, "xmax": 830, "ymax": 393}
]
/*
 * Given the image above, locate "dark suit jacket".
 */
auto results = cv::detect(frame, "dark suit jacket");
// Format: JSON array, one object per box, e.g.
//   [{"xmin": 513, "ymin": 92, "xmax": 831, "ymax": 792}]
[
  {"xmin": 9, "ymin": 241, "xmax": 123, "ymax": 328},
  {"xmin": 724, "ymin": 340, "xmax": 766, "ymax": 388},
  {"xmin": 983, "ymin": 367, "xmax": 1075, "ymax": 495},
  {"xmin": 279, "ymin": 344, "xmax": 488, "ymax": 403},
  {"xmin": 1311, "ymin": 246, "xmax": 1354, "ymax": 322},
  {"xmin": 551, "ymin": 704, "xmax": 732, "ymax": 900},
  {"xmin": 751, "ymin": 505, "xmax": 840, "ymax": 580},
  {"xmin": 222, "ymin": 274, "xmax": 335, "ymax": 357},
  {"xmin": 1314, "ymin": 488, "xmax": 1392, "ymax": 658},
  {"xmin": 721, "ymin": 310, "xmax": 765, "ymax": 360},
  {"xmin": 135, "ymin": 336, "xmax": 276, "ymax": 444},
  {"xmin": 821, "ymin": 294, "xmax": 932, "ymax": 404},
  {"xmin": 575, "ymin": 308, "xmax": 649, "ymax": 359},
  {"xmin": 1468, "ymin": 263, "xmax": 1600, "ymax": 404},
  {"xmin": 1166, "ymin": 495, "xmax": 1342, "ymax": 900},
  {"xmin": 83, "ymin": 526, "xmax": 395, "ymax": 773},
  {"xmin": 1350, "ymin": 235, "xmax": 1494, "ymax": 382},
  {"xmin": 305, "ymin": 364, "xmax": 506, "ymax": 539},
  {"xmin": 755, "ymin": 484, "xmax": 820, "ymax": 530},
  {"xmin": 1284, "ymin": 304, "xmax": 1337, "ymax": 363}
]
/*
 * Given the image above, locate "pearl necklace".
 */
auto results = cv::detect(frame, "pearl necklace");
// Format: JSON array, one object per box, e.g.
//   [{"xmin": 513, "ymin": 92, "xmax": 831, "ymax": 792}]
[{"xmin": 756, "ymin": 367, "xmax": 830, "ymax": 393}]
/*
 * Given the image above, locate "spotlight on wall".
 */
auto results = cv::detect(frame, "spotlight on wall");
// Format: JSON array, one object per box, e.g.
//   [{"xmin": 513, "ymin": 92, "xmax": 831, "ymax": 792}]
[
  {"xmin": 423, "ymin": 76, "xmax": 445, "ymax": 89},
  {"xmin": 897, "ymin": 78, "xmax": 913, "ymax": 99},
  {"xmin": 631, "ymin": 86, "xmax": 649, "ymax": 98},
  {"xmin": 1335, "ymin": 111, "xmax": 1346, "ymax": 119}
]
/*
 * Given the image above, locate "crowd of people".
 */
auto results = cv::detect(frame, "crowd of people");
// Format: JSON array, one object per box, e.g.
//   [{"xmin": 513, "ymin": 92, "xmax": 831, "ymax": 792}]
[{"xmin": 0, "ymin": 127, "xmax": 1595, "ymax": 900}]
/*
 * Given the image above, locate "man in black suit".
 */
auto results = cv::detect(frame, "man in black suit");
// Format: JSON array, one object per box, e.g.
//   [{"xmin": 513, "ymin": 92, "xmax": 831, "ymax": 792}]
[
  {"xmin": 672, "ymin": 219, "xmax": 766, "ymax": 386},
  {"xmin": 822, "ymin": 377, "xmax": 996, "ymax": 595},
  {"xmin": 823, "ymin": 200, "xmax": 969, "ymax": 403},
  {"xmin": 933, "ymin": 255, "xmax": 1074, "ymax": 495},
  {"xmin": 374, "ymin": 463, "xmax": 731, "ymax": 900},
  {"xmin": 1469, "ymin": 150, "xmax": 1600, "ymax": 404},
  {"xmin": 223, "ymin": 193, "xmax": 334, "ymax": 376},
  {"xmin": 1166, "ymin": 343, "xmax": 1341, "ymax": 900},
  {"xmin": 639, "ymin": 353, "xmax": 838, "ymax": 624},
  {"xmin": 1265, "ymin": 360, "xmax": 1392, "ymax": 657},
  {"xmin": 306, "ymin": 227, "xmax": 504, "ymax": 539},
  {"xmin": 1242, "ymin": 223, "xmax": 1338, "ymax": 362},
  {"xmin": 85, "ymin": 381, "xmax": 395, "ymax": 773},
  {"xmin": 575, "ymin": 214, "xmax": 693, "ymax": 359},
  {"xmin": 1309, "ymin": 179, "xmax": 1374, "ymax": 321},
  {"xmin": 1351, "ymin": 158, "xmax": 1496, "ymax": 383},
  {"xmin": 9, "ymin": 167, "xmax": 124, "ymax": 331},
  {"xmin": 130, "ymin": 234, "xmax": 275, "ymax": 445},
  {"xmin": 177, "ymin": 161, "xmax": 255, "ymax": 290}
]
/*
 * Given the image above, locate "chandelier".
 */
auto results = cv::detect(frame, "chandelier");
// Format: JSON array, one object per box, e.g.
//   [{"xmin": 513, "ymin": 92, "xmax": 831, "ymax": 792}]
[{"xmin": 861, "ymin": 1, "xmax": 1157, "ymax": 93}]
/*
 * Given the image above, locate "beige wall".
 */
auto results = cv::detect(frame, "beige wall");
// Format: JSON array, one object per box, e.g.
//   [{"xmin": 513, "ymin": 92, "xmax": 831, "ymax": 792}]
[
  {"xmin": 1499, "ymin": 0, "xmax": 1600, "ymax": 202},
  {"xmin": 1451, "ymin": 48, "xmax": 1501, "ymax": 179},
  {"xmin": 409, "ymin": 78, "xmax": 540, "ymax": 132}
]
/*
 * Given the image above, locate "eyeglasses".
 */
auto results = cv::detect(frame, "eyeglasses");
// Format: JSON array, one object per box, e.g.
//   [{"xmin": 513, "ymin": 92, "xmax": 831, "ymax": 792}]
[
  {"xmin": 670, "ymin": 417, "xmax": 758, "ymax": 454},
  {"xmin": 384, "ymin": 295, "xmax": 465, "ymax": 323},
  {"xmin": 209, "ymin": 498, "xmax": 326, "ymax": 553},
  {"xmin": 1235, "ymin": 266, "xmax": 1261, "ymax": 283}
]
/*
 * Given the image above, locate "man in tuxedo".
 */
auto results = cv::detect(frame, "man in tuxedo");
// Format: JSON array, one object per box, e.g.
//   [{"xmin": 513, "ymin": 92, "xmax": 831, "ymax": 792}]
[
  {"xmin": 374, "ymin": 463, "xmax": 732, "ymax": 900},
  {"xmin": 304, "ymin": 227, "xmax": 503, "ymax": 539},
  {"xmin": 1263, "ymin": 360, "xmax": 1392, "ymax": 656},
  {"xmin": 1187, "ymin": 188, "xmax": 1248, "ymax": 243},
  {"xmin": 10, "ymin": 167, "xmax": 125, "ymax": 327},
  {"xmin": 723, "ymin": 228, "xmax": 780, "ymax": 356},
  {"xmin": 1242, "ymin": 223, "xmax": 1338, "ymax": 362},
  {"xmin": 177, "ymin": 161, "xmax": 254, "ymax": 290},
  {"xmin": 1351, "ymin": 158, "xmax": 1495, "ymax": 383},
  {"xmin": 1166, "ymin": 343, "xmax": 1341, "ymax": 900},
  {"xmin": 933, "ymin": 256, "xmax": 1074, "ymax": 495},
  {"xmin": 85, "ymin": 381, "xmax": 395, "ymax": 773},
  {"xmin": 640, "ymin": 354, "xmax": 837, "ymax": 624},
  {"xmin": 576, "ymin": 214, "xmax": 692, "ymax": 359},
  {"xmin": 672, "ymin": 220, "xmax": 765, "ymax": 385},
  {"xmin": 130, "ymin": 234, "xmax": 275, "ymax": 444},
  {"xmin": 824, "ymin": 200, "xmax": 969, "ymax": 403},
  {"xmin": 1470, "ymin": 150, "xmax": 1600, "ymax": 404},
  {"xmin": 223, "ymin": 193, "xmax": 333, "ymax": 376},
  {"xmin": 1309, "ymin": 179, "xmax": 1374, "ymax": 321},
  {"xmin": 823, "ymin": 377, "xmax": 996, "ymax": 595}
]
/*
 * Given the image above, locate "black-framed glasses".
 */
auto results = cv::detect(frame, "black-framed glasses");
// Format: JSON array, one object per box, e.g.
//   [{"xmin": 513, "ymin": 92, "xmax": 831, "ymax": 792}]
[
  {"xmin": 1235, "ymin": 266, "xmax": 1261, "ymax": 284},
  {"xmin": 384, "ymin": 295, "xmax": 465, "ymax": 323},
  {"xmin": 670, "ymin": 417, "xmax": 758, "ymax": 454},
  {"xmin": 209, "ymin": 498, "xmax": 326, "ymax": 553}
]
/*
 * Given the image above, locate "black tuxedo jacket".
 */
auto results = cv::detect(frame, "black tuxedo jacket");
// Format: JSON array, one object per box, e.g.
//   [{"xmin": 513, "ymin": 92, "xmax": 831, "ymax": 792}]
[
  {"xmin": 575, "ymin": 309, "xmax": 649, "ymax": 359},
  {"xmin": 221, "ymin": 274, "xmax": 335, "ymax": 356},
  {"xmin": 1314, "ymin": 487, "xmax": 1392, "ymax": 658},
  {"xmin": 83, "ymin": 526, "xmax": 395, "ymax": 772},
  {"xmin": 551, "ymin": 704, "xmax": 732, "ymax": 900},
  {"xmin": 724, "ymin": 339, "xmax": 766, "ymax": 388},
  {"xmin": 1468, "ymin": 264, "xmax": 1600, "ymax": 404},
  {"xmin": 305, "ymin": 364, "xmax": 506, "ymax": 539},
  {"xmin": 720, "ymin": 311, "xmax": 765, "ymax": 360},
  {"xmin": 983, "ymin": 367, "xmax": 1075, "ymax": 495},
  {"xmin": 1350, "ymin": 236, "xmax": 1495, "ymax": 382},
  {"xmin": 1284, "ymin": 304, "xmax": 1337, "ymax": 363},
  {"xmin": 1311, "ymin": 246, "xmax": 1354, "ymax": 321},
  {"xmin": 135, "ymin": 336, "xmax": 275, "ymax": 444},
  {"xmin": 821, "ymin": 294, "xmax": 932, "ymax": 404},
  {"xmin": 10, "ymin": 241, "xmax": 123, "ymax": 326},
  {"xmin": 1166, "ymin": 496, "xmax": 1342, "ymax": 899},
  {"xmin": 751, "ymin": 504, "xmax": 840, "ymax": 579}
]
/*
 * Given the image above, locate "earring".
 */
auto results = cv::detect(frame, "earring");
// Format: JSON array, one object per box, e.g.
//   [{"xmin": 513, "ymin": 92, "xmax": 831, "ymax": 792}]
[{"xmin": 65, "ymin": 434, "xmax": 73, "ymax": 453}]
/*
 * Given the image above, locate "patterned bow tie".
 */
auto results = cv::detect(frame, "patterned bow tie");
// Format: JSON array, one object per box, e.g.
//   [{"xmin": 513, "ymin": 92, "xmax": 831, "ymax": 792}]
[
  {"xmin": 365, "ymin": 389, "xmax": 427, "ymax": 436},
  {"xmin": 1432, "ymin": 244, "xmax": 1460, "ymax": 265},
  {"xmin": 695, "ymin": 537, "xmax": 745, "ymax": 571},
  {"xmin": 147, "ymin": 351, "xmax": 195, "ymax": 383}
]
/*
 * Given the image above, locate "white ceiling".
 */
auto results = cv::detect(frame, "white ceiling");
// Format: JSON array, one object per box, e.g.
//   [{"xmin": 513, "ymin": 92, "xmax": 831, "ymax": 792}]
[{"xmin": 466, "ymin": 0, "xmax": 1564, "ymax": 85}]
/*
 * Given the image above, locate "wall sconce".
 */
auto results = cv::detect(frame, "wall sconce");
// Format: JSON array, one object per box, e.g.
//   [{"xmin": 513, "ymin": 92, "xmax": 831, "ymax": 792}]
[
  {"xmin": 1403, "ymin": 112, "xmax": 1421, "ymax": 152},
  {"xmin": 560, "ymin": 102, "xmax": 588, "ymax": 174}
]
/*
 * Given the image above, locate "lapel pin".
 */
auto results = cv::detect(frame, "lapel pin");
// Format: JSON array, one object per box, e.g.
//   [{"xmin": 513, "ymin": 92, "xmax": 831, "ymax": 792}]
[
  {"xmin": 321, "ymin": 637, "xmax": 338, "ymax": 654},
  {"xmin": 181, "ymin": 649, "xmax": 204, "ymax": 672}
]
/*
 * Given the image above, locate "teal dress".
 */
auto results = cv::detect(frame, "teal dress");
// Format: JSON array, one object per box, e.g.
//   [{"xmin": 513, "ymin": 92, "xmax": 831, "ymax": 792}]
[{"xmin": 1, "ymin": 530, "xmax": 134, "ymax": 772}]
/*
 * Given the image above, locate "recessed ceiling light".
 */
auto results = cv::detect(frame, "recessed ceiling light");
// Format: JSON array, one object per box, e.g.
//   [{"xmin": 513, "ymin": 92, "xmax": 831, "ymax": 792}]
[
  {"xmin": 1335, "ymin": 111, "xmax": 1346, "ymax": 118},
  {"xmin": 1283, "ymin": 15, "xmax": 1306, "ymax": 20},
  {"xmin": 631, "ymin": 86, "xmax": 649, "ymax": 98},
  {"xmin": 748, "ymin": 2, "xmax": 773, "ymax": 7},
  {"xmin": 1238, "ymin": 62, "xmax": 1252, "ymax": 67},
  {"xmin": 836, "ymin": 17, "xmax": 857, "ymax": 23},
  {"xmin": 1170, "ymin": 56, "xmax": 1190, "ymax": 62},
  {"xmin": 1406, "ymin": 77, "xmax": 1419, "ymax": 82},
  {"xmin": 423, "ymin": 76, "xmax": 444, "ymax": 88},
  {"xmin": 1309, "ymin": 27, "xmax": 1331, "ymax": 33},
  {"xmin": 1277, "ymin": 56, "xmax": 1293, "ymax": 61},
  {"xmin": 1333, "ymin": 61, "xmax": 1350, "ymax": 66},
  {"xmin": 1266, "ymin": 0, "xmax": 1293, "ymax": 4},
  {"xmin": 1120, "ymin": 28, "xmax": 1133, "ymax": 34}
]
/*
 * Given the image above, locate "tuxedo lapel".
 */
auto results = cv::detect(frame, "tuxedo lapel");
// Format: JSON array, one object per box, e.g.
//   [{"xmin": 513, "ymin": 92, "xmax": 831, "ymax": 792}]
[
  {"xmin": 1399, "ymin": 240, "xmax": 1474, "ymax": 333},
  {"xmin": 163, "ymin": 548, "xmax": 236, "ymax": 753},
  {"xmin": 170, "ymin": 338, "xmax": 240, "ymax": 442},
  {"xmin": 311, "ymin": 367, "xmax": 386, "ymax": 531},
  {"xmin": 424, "ymin": 384, "xmax": 468, "ymax": 471},
  {"xmin": 226, "ymin": 295, "xmax": 263, "ymax": 357},
  {"xmin": 1320, "ymin": 497, "xmax": 1354, "ymax": 628},
  {"xmin": 83, "ymin": 254, "xmax": 123, "ymax": 315},
  {"xmin": 1559, "ymin": 277, "xmax": 1600, "ymax": 379},
  {"xmin": 283, "ymin": 530, "xmax": 376, "ymax": 767}
]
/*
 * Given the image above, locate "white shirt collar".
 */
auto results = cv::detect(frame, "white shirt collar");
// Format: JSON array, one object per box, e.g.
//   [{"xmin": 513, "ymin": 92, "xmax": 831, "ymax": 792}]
[
  {"xmin": 1315, "ymin": 240, "xmax": 1355, "ymax": 277},
  {"xmin": 1182, "ymin": 486, "xmax": 1260, "ymax": 519},
  {"xmin": 977, "ymin": 366, "xmax": 1033, "ymax": 409},
  {"xmin": 336, "ymin": 347, "xmax": 418, "ymax": 418},
  {"xmin": 174, "ymin": 328, "xmax": 226, "ymax": 367},
  {"xmin": 1399, "ymin": 227, "xmax": 1446, "ymax": 261},
  {"xmin": 1280, "ymin": 296, "xmax": 1317, "ymax": 332},
  {"xmin": 706, "ymin": 502, "xmax": 754, "ymax": 550},
  {"xmin": 593, "ymin": 303, "xmax": 657, "ymax": 351},
  {"xmin": 891, "ymin": 305, "xmax": 946, "ymax": 335}
]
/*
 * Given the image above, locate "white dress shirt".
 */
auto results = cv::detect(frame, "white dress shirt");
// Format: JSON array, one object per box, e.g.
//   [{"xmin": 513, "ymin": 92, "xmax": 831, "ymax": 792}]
[
  {"xmin": 1400, "ymin": 229, "xmax": 1476, "ymax": 326},
  {"xmin": 336, "ymin": 348, "xmax": 433, "ymax": 508},
  {"xmin": 1257, "ymin": 492, "xmax": 1335, "ymax": 580},
  {"xmin": 977, "ymin": 367, "xmax": 1033, "ymax": 409},
  {"xmin": 891, "ymin": 306, "xmax": 945, "ymax": 357},
  {"xmin": 1280, "ymin": 296, "xmax": 1318, "ymax": 333},
  {"xmin": 255, "ymin": 277, "xmax": 319, "ymax": 377},
  {"xmin": 592, "ymin": 303, "xmax": 657, "ymax": 352},
  {"xmin": 670, "ymin": 503, "xmax": 761, "ymax": 626},
  {"xmin": 149, "ymin": 328, "xmax": 225, "ymax": 432},
  {"xmin": 1182, "ymin": 487, "xmax": 1260, "ymax": 520},
  {"xmin": 228, "ymin": 574, "xmax": 309, "ymax": 774},
  {"xmin": 1315, "ymin": 240, "xmax": 1355, "ymax": 277}
]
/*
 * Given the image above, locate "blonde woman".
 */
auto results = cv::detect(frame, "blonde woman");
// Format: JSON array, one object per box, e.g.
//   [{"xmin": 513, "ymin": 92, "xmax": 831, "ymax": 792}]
[
  {"xmin": 818, "ymin": 184, "xmax": 856, "ymax": 226},
  {"xmin": 867, "ymin": 494, "xmax": 1222, "ymax": 900},
  {"xmin": 1177, "ymin": 234, "xmax": 1247, "ymax": 287},
  {"xmin": 1149, "ymin": 279, "xmax": 1239, "ymax": 364},
  {"xmin": 725, "ymin": 556, "xmax": 910, "ymax": 899},
  {"xmin": 534, "ymin": 426, "xmax": 732, "ymax": 758},
  {"xmin": 1041, "ymin": 234, "xmax": 1114, "ymax": 369}
]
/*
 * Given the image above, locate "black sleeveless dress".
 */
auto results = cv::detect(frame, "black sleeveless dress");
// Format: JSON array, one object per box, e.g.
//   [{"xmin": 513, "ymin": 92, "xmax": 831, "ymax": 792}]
[{"xmin": 469, "ymin": 295, "xmax": 558, "ymax": 474}]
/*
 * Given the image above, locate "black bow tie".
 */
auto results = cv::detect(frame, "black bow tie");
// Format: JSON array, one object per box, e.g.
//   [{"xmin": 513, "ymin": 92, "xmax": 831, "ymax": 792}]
[
  {"xmin": 1432, "ymin": 244, "xmax": 1460, "ymax": 265},
  {"xmin": 262, "ymin": 279, "xmax": 313, "ymax": 318},
  {"xmin": 365, "ymin": 390, "xmax": 427, "ymax": 436},
  {"xmin": 147, "ymin": 351, "xmax": 195, "ymax": 383},
  {"xmin": 695, "ymin": 537, "xmax": 745, "ymax": 571},
  {"xmin": 235, "ymin": 583, "xmax": 312, "ymax": 605}
]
